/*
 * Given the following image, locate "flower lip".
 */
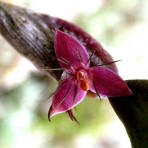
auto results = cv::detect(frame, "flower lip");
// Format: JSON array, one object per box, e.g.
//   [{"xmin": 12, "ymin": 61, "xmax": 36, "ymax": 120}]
[
  {"xmin": 76, "ymin": 70, "xmax": 87, "ymax": 80},
  {"xmin": 76, "ymin": 69, "xmax": 90, "ymax": 91}
]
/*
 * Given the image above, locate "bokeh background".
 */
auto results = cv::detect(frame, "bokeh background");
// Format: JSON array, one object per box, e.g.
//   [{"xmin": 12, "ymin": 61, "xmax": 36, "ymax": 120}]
[{"xmin": 0, "ymin": 0, "xmax": 148, "ymax": 148}]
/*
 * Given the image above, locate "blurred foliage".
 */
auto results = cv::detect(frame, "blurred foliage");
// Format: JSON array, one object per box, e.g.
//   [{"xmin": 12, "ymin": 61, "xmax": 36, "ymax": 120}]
[
  {"xmin": 0, "ymin": 0, "xmax": 148, "ymax": 147},
  {"xmin": 0, "ymin": 72, "xmax": 113, "ymax": 148},
  {"xmin": 75, "ymin": 0, "xmax": 146, "ymax": 46}
]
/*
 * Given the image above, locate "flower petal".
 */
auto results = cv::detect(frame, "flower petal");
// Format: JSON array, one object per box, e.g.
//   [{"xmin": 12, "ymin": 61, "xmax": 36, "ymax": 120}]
[
  {"xmin": 89, "ymin": 67, "xmax": 132, "ymax": 97},
  {"xmin": 54, "ymin": 30, "xmax": 89, "ymax": 71},
  {"xmin": 48, "ymin": 77, "xmax": 87, "ymax": 117}
]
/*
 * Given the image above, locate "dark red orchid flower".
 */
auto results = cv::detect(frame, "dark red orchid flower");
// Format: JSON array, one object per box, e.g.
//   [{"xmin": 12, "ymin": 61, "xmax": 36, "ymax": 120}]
[{"xmin": 48, "ymin": 30, "xmax": 132, "ymax": 121}]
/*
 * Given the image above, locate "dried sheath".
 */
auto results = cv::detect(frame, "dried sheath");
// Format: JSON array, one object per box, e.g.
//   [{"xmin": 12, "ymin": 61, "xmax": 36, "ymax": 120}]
[{"xmin": 0, "ymin": 1, "xmax": 117, "ymax": 80}]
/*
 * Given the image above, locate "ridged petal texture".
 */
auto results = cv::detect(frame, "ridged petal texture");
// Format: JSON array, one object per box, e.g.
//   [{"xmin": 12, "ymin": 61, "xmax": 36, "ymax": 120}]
[
  {"xmin": 54, "ymin": 30, "xmax": 89, "ymax": 71},
  {"xmin": 90, "ymin": 67, "xmax": 132, "ymax": 97},
  {"xmin": 49, "ymin": 77, "xmax": 87, "ymax": 116}
]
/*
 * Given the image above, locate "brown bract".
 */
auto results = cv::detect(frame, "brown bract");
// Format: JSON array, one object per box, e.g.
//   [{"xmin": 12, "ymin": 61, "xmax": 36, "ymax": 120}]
[{"xmin": 0, "ymin": 1, "xmax": 117, "ymax": 81}]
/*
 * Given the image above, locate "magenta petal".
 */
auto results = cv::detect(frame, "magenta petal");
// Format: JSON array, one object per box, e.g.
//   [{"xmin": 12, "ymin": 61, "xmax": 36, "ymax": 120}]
[
  {"xmin": 49, "ymin": 77, "xmax": 87, "ymax": 117},
  {"xmin": 89, "ymin": 67, "xmax": 132, "ymax": 97},
  {"xmin": 54, "ymin": 30, "xmax": 89, "ymax": 70}
]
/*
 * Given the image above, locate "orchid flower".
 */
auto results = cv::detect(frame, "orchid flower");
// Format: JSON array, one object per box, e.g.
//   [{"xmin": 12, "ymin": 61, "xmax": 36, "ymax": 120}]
[{"xmin": 48, "ymin": 29, "xmax": 132, "ymax": 121}]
